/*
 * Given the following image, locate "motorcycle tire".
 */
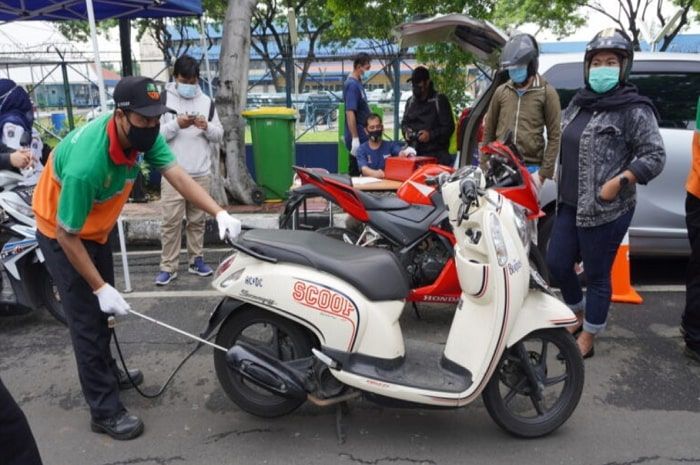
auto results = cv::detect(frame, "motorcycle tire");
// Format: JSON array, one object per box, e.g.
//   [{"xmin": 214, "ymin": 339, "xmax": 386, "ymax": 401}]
[
  {"xmin": 482, "ymin": 328, "xmax": 584, "ymax": 438},
  {"xmin": 41, "ymin": 270, "xmax": 66, "ymax": 326},
  {"xmin": 214, "ymin": 306, "xmax": 314, "ymax": 418},
  {"xmin": 528, "ymin": 245, "xmax": 550, "ymax": 284},
  {"xmin": 315, "ymin": 226, "xmax": 360, "ymax": 245}
]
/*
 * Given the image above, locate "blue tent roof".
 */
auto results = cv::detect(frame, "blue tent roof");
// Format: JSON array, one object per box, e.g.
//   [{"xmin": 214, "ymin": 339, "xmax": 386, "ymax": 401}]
[{"xmin": 0, "ymin": 0, "xmax": 201, "ymax": 21}]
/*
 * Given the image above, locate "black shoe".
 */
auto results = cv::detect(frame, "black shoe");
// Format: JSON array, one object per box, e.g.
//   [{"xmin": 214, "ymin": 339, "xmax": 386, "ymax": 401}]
[
  {"xmin": 116, "ymin": 368, "xmax": 144, "ymax": 390},
  {"xmin": 90, "ymin": 411, "xmax": 144, "ymax": 440},
  {"xmin": 684, "ymin": 345, "xmax": 700, "ymax": 365}
]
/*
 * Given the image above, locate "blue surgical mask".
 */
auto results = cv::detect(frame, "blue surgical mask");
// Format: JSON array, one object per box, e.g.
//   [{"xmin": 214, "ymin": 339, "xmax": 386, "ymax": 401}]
[
  {"xmin": 176, "ymin": 83, "xmax": 198, "ymax": 99},
  {"xmin": 361, "ymin": 71, "xmax": 368, "ymax": 81},
  {"xmin": 508, "ymin": 67, "xmax": 528, "ymax": 84},
  {"xmin": 588, "ymin": 66, "xmax": 620, "ymax": 94}
]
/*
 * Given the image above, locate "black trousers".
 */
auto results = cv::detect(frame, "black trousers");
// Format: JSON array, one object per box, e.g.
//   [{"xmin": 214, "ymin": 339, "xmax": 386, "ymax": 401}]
[
  {"xmin": 683, "ymin": 193, "xmax": 700, "ymax": 351},
  {"xmin": 36, "ymin": 231, "xmax": 124, "ymax": 420},
  {"xmin": 0, "ymin": 376, "xmax": 42, "ymax": 465}
]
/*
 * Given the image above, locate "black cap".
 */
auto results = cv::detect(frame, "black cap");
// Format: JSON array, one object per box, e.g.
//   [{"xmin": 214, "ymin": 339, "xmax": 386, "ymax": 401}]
[
  {"xmin": 407, "ymin": 66, "xmax": 430, "ymax": 84},
  {"xmin": 113, "ymin": 76, "xmax": 174, "ymax": 117}
]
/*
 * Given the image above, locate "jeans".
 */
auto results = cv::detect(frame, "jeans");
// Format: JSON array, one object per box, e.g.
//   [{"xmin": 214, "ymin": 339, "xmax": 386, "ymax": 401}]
[
  {"xmin": 683, "ymin": 193, "xmax": 700, "ymax": 351},
  {"xmin": 546, "ymin": 204, "xmax": 634, "ymax": 334}
]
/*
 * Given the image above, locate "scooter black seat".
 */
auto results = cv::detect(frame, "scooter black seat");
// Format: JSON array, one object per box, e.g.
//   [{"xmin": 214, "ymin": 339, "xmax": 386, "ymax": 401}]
[
  {"xmin": 354, "ymin": 191, "xmax": 410, "ymax": 210},
  {"xmin": 237, "ymin": 229, "xmax": 410, "ymax": 301}
]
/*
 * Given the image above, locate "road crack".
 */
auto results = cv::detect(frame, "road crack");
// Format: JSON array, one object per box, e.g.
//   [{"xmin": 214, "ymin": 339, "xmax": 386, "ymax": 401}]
[
  {"xmin": 100, "ymin": 456, "xmax": 185, "ymax": 465},
  {"xmin": 339, "ymin": 453, "xmax": 436, "ymax": 464},
  {"xmin": 601, "ymin": 456, "xmax": 700, "ymax": 465},
  {"xmin": 204, "ymin": 427, "xmax": 280, "ymax": 444}
]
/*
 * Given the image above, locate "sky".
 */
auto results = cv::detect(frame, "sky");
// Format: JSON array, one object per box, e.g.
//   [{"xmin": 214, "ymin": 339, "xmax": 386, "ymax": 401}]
[{"xmin": 0, "ymin": 2, "xmax": 698, "ymax": 58}]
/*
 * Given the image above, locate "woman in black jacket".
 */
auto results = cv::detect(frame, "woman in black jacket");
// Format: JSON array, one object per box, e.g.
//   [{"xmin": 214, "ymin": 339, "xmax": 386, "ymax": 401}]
[{"xmin": 546, "ymin": 29, "xmax": 666, "ymax": 358}]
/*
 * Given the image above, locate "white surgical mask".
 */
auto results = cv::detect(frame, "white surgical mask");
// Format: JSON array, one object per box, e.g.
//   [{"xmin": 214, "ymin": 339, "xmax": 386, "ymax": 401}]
[{"xmin": 177, "ymin": 83, "xmax": 198, "ymax": 99}]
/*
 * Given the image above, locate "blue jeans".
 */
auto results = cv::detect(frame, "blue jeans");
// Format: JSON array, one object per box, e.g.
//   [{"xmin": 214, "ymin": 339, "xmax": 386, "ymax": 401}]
[{"xmin": 546, "ymin": 204, "xmax": 634, "ymax": 334}]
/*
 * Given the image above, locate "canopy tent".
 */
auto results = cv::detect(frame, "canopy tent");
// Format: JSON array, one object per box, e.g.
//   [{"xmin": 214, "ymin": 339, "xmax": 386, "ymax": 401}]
[
  {"xmin": 0, "ymin": 1, "xmax": 204, "ymax": 293},
  {"xmin": 0, "ymin": 1, "xmax": 203, "ymax": 112}
]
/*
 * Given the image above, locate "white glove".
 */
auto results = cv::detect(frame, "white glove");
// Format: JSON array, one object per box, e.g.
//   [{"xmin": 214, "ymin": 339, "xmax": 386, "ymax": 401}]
[
  {"xmin": 531, "ymin": 170, "xmax": 543, "ymax": 194},
  {"xmin": 403, "ymin": 146, "xmax": 417, "ymax": 157},
  {"xmin": 350, "ymin": 137, "xmax": 360, "ymax": 156},
  {"xmin": 94, "ymin": 284, "xmax": 130, "ymax": 316},
  {"xmin": 216, "ymin": 210, "xmax": 242, "ymax": 240}
]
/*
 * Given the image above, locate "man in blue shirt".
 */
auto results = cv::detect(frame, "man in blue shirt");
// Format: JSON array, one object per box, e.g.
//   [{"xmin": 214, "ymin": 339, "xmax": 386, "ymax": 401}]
[
  {"xmin": 343, "ymin": 52, "xmax": 372, "ymax": 176},
  {"xmin": 356, "ymin": 113, "xmax": 413, "ymax": 178}
]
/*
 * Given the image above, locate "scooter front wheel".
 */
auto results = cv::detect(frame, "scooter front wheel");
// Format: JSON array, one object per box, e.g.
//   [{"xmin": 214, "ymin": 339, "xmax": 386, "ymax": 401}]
[
  {"xmin": 482, "ymin": 328, "xmax": 584, "ymax": 438},
  {"xmin": 214, "ymin": 305, "xmax": 314, "ymax": 418}
]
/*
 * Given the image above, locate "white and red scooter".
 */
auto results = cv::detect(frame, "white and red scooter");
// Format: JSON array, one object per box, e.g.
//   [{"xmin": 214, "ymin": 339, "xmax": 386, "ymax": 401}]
[{"xmin": 202, "ymin": 166, "xmax": 584, "ymax": 438}]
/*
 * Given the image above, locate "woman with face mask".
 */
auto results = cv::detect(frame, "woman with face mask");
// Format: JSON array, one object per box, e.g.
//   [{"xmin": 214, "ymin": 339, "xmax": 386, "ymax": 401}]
[{"xmin": 546, "ymin": 29, "xmax": 666, "ymax": 358}]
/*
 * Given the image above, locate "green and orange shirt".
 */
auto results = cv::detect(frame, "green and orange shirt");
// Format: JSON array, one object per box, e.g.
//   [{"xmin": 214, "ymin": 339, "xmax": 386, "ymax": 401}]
[
  {"xmin": 33, "ymin": 114, "xmax": 176, "ymax": 244},
  {"xmin": 687, "ymin": 97, "xmax": 700, "ymax": 198}
]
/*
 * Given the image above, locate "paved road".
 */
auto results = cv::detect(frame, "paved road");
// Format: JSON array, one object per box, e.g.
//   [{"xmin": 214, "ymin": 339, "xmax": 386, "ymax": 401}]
[{"xmin": 1, "ymin": 252, "xmax": 699, "ymax": 465}]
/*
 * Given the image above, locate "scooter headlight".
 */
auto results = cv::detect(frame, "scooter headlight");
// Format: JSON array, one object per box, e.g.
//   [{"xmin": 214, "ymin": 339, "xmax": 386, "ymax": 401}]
[
  {"xmin": 512, "ymin": 204, "xmax": 531, "ymax": 252},
  {"xmin": 489, "ymin": 213, "xmax": 509, "ymax": 267}
]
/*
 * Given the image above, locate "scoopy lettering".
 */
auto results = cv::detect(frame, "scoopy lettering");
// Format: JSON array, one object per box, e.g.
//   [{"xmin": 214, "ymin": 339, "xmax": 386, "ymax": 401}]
[{"xmin": 292, "ymin": 281, "xmax": 355, "ymax": 317}]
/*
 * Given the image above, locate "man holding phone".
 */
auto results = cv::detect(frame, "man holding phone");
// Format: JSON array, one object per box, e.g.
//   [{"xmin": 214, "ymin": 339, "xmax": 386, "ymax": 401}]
[{"xmin": 155, "ymin": 55, "xmax": 224, "ymax": 285}]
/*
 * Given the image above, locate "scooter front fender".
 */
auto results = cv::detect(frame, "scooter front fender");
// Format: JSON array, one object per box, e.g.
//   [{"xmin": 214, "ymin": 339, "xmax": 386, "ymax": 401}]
[
  {"xmin": 505, "ymin": 290, "xmax": 578, "ymax": 347},
  {"xmin": 200, "ymin": 297, "xmax": 247, "ymax": 340}
]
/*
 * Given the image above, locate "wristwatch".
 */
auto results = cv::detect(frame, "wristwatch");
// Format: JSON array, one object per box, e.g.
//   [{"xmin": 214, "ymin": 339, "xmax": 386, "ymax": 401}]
[{"xmin": 619, "ymin": 175, "xmax": 630, "ymax": 188}]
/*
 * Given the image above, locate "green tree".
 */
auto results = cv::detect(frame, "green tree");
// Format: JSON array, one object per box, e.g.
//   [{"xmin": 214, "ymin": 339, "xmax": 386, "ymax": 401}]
[{"xmin": 326, "ymin": 0, "xmax": 585, "ymax": 111}]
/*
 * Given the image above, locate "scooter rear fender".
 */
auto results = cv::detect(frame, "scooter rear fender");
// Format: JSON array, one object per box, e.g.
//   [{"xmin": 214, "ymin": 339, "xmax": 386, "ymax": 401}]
[
  {"xmin": 200, "ymin": 297, "xmax": 247, "ymax": 341},
  {"xmin": 505, "ymin": 290, "xmax": 578, "ymax": 347}
]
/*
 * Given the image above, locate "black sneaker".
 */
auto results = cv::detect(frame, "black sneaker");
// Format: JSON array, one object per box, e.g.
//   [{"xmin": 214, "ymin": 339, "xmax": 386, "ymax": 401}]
[
  {"xmin": 116, "ymin": 368, "xmax": 144, "ymax": 390},
  {"xmin": 91, "ymin": 410, "xmax": 144, "ymax": 440},
  {"xmin": 684, "ymin": 345, "xmax": 700, "ymax": 365}
]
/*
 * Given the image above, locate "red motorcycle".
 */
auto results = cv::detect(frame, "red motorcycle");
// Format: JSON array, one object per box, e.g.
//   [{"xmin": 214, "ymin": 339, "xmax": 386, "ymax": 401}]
[{"xmin": 279, "ymin": 137, "xmax": 544, "ymax": 304}]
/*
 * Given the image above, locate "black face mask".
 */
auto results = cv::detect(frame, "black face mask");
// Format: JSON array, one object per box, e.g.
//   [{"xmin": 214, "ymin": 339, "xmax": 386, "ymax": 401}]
[
  {"xmin": 368, "ymin": 129, "xmax": 383, "ymax": 142},
  {"xmin": 412, "ymin": 85, "xmax": 422, "ymax": 100},
  {"xmin": 126, "ymin": 119, "xmax": 160, "ymax": 152}
]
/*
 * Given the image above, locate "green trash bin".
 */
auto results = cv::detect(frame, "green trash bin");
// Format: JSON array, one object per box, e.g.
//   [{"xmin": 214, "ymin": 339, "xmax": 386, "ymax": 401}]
[
  {"xmin": 337, "ymin": 103, "xmax": 384, "ymax": 174},
  {"xmin": 242, "ymin": 107, "xmax": 297, "ymax": 201}
]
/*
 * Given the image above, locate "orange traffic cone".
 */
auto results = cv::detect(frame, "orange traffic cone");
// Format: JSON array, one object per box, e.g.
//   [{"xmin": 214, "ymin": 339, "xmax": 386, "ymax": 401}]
[{"xmin": 611, "ymin": 232, "xmax": 643, "ymax": 304}]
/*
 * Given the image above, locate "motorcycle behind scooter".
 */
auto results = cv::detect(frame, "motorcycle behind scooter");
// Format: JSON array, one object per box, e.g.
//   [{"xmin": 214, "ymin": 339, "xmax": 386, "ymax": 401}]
[
  {"xmin": 202, "ymin": 166, "xmax": 584, "ymax": 438},
  {"xmin": 278, "ymin": 135, "xmax": 546, "ymax": 305}
]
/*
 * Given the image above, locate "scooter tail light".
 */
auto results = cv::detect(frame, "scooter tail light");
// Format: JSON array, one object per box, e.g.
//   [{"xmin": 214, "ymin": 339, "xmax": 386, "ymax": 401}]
[
  {"xmin": 220, "ymin": 267, "xmax": 245, "ymax": 289},
  {"xmin": 214, "ymin": 252, "xmax": 238, "ymax": 279}
]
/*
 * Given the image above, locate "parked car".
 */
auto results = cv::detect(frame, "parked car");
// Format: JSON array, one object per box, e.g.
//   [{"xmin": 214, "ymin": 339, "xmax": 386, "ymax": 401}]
[{"xmin": 396, "ymin": 14, "xmax": 699, "ymax": 258}]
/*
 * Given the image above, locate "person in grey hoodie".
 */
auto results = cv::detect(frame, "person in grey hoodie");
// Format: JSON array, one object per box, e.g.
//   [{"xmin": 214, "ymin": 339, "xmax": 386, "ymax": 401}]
[
  {"xmin": 155, "ymin": 55, "xmax": 224, "ymax": 285},
  {"xmin": 546, "ymin": 29, "xmax": 665, "ymax": 358}
]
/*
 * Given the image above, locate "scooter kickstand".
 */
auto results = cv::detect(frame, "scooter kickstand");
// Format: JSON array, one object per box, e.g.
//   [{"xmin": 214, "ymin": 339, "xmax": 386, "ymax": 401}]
[
  {"xmin": 335, "ymin": 401, "xmax": 350, "ymax": 445},
  {"xmin": 412, "ymin": 302, "xmax": 422, "ymax": 320}
]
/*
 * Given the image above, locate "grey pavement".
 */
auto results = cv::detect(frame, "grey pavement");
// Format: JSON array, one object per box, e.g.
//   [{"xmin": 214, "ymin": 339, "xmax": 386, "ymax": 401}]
[{"xmin": 1, "ymin": 252, "xmax": 699, "ymax": 465}]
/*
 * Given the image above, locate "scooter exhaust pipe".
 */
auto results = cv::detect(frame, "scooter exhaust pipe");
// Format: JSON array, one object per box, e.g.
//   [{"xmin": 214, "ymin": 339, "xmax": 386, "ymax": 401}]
[{"xmin": 226, "ymin": 341, "xmax": 309, "ymax": 400}]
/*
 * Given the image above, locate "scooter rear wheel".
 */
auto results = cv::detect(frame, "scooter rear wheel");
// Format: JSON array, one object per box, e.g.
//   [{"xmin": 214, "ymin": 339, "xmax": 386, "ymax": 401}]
[
  {"xmin": 214, "ymin": 306, "xmax": 314, "ymax": 417},
  {"xmin": 482, "ymin": 328, "xmax": 584, "ymax": 438}
]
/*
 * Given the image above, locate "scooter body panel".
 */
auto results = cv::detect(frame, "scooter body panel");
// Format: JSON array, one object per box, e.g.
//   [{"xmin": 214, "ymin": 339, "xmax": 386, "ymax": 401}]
[{"xmin": 212, "ymin": 254, "xmax": 406, "ymax": 360}]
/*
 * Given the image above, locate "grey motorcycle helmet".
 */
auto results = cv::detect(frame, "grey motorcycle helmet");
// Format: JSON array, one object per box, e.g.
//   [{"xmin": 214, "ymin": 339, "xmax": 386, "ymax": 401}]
[
  {"xmin": 584, "ymin": 28, "xmax": 634, "ymax": 86},
  {"xmin": 500, "ymin": 33, "xmax": 540, "ymax": 79}
]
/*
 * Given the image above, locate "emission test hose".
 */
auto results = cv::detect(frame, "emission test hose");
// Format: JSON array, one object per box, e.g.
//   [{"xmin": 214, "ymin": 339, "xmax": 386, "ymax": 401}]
[{"xmin": 108, "ymin": 314, "xmax": 219, "ymax": 399}]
